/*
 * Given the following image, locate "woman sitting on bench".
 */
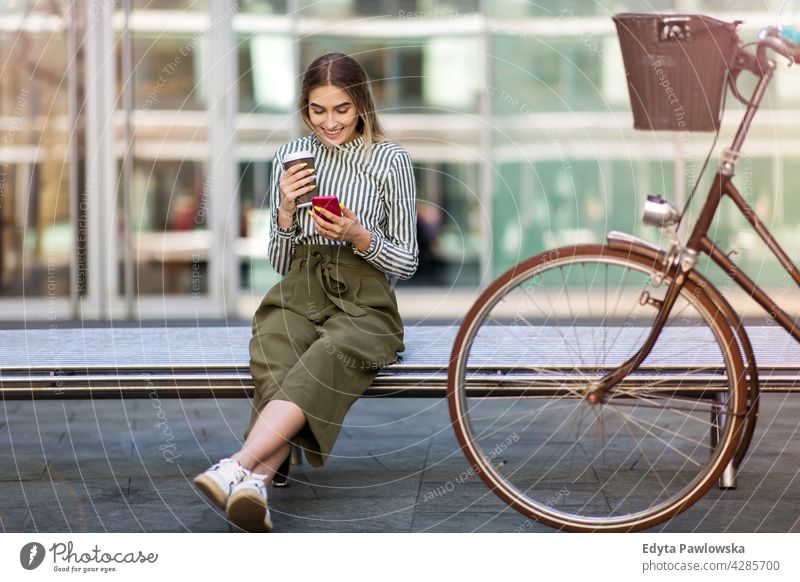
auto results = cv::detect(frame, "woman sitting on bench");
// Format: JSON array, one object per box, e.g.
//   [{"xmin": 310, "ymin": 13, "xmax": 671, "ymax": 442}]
[{"xmin": 194, "ymin": 52, "xmax": 418, "ymax": 532}]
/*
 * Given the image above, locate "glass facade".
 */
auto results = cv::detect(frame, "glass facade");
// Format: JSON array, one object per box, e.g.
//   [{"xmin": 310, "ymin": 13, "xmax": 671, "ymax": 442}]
[{"xmin": 1, "ymin": 0, "xmax": 799, "ymax": 320}]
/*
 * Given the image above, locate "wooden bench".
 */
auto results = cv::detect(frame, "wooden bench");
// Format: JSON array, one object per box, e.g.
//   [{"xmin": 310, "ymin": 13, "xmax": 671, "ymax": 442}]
[{"xmin": 1, "ymin": 325, "xmax": 799, "ymax": 400}]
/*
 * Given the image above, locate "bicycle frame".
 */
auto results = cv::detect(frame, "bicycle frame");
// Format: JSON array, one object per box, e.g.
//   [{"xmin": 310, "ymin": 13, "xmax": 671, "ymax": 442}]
[{"xmin": 594, "ymin": 52, "xmax": 800, "ymax": 398}]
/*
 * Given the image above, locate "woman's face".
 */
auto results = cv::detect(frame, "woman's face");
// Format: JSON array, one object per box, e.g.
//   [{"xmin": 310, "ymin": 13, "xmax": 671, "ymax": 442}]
[{"xmin": 307, "ymin": 84, "xmax": 360, "ymax": 146}]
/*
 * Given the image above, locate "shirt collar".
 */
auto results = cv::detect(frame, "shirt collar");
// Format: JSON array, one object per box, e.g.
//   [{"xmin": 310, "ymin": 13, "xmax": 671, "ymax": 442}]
[{"xmin": 313, "ymin": 132, "xmax": 364, "ymax": 152}]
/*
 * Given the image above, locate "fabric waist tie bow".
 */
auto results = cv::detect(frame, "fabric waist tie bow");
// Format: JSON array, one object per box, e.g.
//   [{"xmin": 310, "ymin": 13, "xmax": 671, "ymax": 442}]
[{"xmin": 306, "ymin": 250, "xmax": 366, "ymax": 317}]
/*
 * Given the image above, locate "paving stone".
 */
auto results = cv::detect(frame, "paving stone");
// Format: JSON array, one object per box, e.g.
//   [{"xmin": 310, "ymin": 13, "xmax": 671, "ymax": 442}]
[
  {"xmin": 411, "ymin": 508, "xmax": 544, "ymax": 533},
  {"xmin": 0, "ymin": 506, "xmax": 31, "ymax": 532},
  {"xmin": 288, "ymin": 468, "xmax": 421, "ymax": 501},
  {"xmin": 267, "ymin": 497, "xmax": 416, "ymax": 533},
  {"xmin": 0, "ymin": 451, "xmax": 48, "ymax": 481}
]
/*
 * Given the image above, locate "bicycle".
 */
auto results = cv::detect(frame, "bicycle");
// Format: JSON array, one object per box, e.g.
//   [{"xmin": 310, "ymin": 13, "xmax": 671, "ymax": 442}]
[{"xmin": 446, "ymin": 14, "xmax": 800, "ymax": 532}]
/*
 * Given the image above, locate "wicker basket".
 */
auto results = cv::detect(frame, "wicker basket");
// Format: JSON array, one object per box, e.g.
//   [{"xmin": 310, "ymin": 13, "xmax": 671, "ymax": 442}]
[{"xmin": 613, "ymin": 13, "xmax": 740, "ymax": 132}]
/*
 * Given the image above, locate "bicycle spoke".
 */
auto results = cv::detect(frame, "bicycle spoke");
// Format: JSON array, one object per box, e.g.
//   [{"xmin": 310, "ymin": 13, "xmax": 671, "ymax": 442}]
[
  {"xmin": 516, "ymin": 284, "xmax": 587, "ymax": 366},
  {"xmin": 602, "ymin": 404, "xmax": 705, "ymax": 467}
]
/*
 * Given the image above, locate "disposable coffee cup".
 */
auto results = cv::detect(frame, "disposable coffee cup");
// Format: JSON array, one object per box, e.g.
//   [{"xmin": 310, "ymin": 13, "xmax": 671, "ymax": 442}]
[{"xmin": 282, "ymin": 150, "xmax": 316, "ymax": 209}]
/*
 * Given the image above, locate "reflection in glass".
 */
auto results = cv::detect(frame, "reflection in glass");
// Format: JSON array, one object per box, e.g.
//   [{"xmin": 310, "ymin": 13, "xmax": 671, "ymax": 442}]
[
  {"xmin": 490, "ymin": 0, "xmax": 672, "ymax": 18},
  {"xmin": 237, "ymin": 0, "xmax": 287, "ymax": 14},
  {"xmin": 402, "ymin": 162, "xmax": 481, "ymax": 287},
  {"xmin": 0, "ymin": 7, "xmax": 71, "ymax": 297},
  {"xmin": 121, "ymin": 160, "xmax": 210, "ymax": 296},
  {"xmin": 493, "ymin": 33, "xmax": 608, "ymax": 112},
  {"xmin": 132, "ymin": 33, "xmax": 206, "ymax": 111},
  {"xmin": 297, "ymin": 0, "xmax": 479, "ymax": 18},
  {"xmin": 423, "ymin": 36, "xmax": 482, "ymax": 111},
  {"xmin": 132, "ymin": 0, "xmax": 208, "ymax": 11},
  {"xmin": 300, "ymin": 36, "xmax": 480, "ymax": 114},
  {"xmin": 238, "ymin": 33, "xmax": 294, "ymax": 113},
  {"xmin": 239, "ymin": 159, "xmax": 282, "ymax": 292},
  {"xmin": 492, "ymin": 159, "xmax": 611, "ymax": 275}
]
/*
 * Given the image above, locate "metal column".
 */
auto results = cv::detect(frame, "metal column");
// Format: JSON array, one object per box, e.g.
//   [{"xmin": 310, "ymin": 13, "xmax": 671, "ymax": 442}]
[
  {"xmin": 479, "ymin": 0, "xmax": 493, "ymax": 286},
  {"xmin": 83, "ymin": 0, "xmax": 117, "ymax": 320},
  {"xmin": 208, "ymin": 1, "xmax": 238, "ymax": 316}
]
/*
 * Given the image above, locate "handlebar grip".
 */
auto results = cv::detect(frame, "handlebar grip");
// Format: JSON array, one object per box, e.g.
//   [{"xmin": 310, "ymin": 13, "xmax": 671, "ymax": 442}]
[
  {"xmin": 780, "ymin": 26, "xmax": 800, "ymax": 63},
  {"xmin": 781, "ymin": 26, "xmax": 800, "ymax": 43}
]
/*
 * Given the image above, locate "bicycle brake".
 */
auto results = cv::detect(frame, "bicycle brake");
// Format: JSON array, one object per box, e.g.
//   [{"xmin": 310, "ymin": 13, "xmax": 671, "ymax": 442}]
[{"xmin": 653, "ymin": 237, "xmax": 681, "ymax": 286}]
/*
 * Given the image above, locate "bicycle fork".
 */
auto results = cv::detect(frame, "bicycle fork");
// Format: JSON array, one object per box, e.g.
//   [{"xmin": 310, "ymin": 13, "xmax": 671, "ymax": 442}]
[
  {"xmin": 585, "ymin": 260, "xmax": 692, "ymax": 404},
  {"xmin": 585, "ymin": 248, "xmax": 739, "ymax": 489}
]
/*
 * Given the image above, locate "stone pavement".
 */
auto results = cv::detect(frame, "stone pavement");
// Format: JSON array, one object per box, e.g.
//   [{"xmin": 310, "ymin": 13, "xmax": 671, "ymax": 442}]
[{"xmin": 1, "ymin": 393, "xmax": 800, "ymax": 534}]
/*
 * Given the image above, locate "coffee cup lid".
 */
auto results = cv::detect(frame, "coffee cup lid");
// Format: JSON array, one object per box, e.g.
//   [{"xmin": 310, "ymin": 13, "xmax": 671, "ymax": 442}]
[{"xmin": 283, "ymin": 150, "xmax": 314, "ymax": 163}]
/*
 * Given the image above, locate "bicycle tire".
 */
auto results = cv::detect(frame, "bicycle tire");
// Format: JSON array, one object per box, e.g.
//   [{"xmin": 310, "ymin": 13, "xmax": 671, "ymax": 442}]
[
  {"xmin": 715, "ymin": 310, "xmax": 759, "ymax": 470},
  {"xmin": 447, "ymin": 244, "xmax": 746, "ymax": 532}
]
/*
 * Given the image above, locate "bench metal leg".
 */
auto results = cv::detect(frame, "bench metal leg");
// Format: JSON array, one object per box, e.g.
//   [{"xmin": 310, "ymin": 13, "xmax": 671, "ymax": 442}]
[
  {"xmin": 711, "ymin": 392, "xmax": 737, "ymax": 489},
  {"xmin": 290, "ymin": 442, "xmax": 303, "ymax": 466},
  {"xmin": 272, "ymin": 442, "xmax": 302, "ymax": 488}
]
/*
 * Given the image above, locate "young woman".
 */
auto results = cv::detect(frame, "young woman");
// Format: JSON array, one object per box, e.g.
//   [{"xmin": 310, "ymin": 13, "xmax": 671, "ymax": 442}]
[{"xmin": 194, "ymin": 53, "xmax": 418, "ymax": 532}]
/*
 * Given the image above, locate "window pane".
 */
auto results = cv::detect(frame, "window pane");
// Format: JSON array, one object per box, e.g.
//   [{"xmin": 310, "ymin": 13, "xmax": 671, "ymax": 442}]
[
  {"xmin": 132, "ymin": 32, "xmax": 206, "ymax": 111},
  {"xmin": 300, "ymin": 36, "xmax": 481, "ymax": 114},
  {"xmin": 132, "ymin": 0, "xmax": 208, "ymax": 11},
  {"xmin": 401, "ymin": 162, "xmax": 481, "ymax": 288},
  {"xmin": 239, "ymin": 159, "xmax": 282, "ymax": 292},
  {"xmin": 121, "ymin": 160, "xmax": 210, "ymax": 296},
  {"xmin": 491, "ymin": 0, "xmax": 672, "ymax": 18},
  {"xmin": 238, "ymin": 33, "xmax": 294, "ymax": 113},
  {"xmin": 238, "ymin": 0, "xmax": 288, "ymax": 14},
  {"xmin": 704, "ymin": 157, "xmax": 783, "ymax": 286},
  {"xmin": 0, "ymin": 15, "xmax": 72, "ymax": 298},
  {"xmin": 493, "ymin": 34, "xmax": 608, "ymax": 112},
  {"xmin": 299, "ymin": 1, "xmax": 479, "ymax": 17},
  {"xmin": 693, "ymin": 0, "xmax": 773, "ymax": 13}
]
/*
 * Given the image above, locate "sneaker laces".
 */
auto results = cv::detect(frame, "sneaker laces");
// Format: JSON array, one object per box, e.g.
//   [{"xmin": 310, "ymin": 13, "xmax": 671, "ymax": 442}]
[{"xmin": 214, "ymin": 458, "xmax": 250, "ymax": 483}]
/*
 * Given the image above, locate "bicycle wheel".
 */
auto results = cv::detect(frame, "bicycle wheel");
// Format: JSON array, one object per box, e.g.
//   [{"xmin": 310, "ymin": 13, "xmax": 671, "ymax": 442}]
[{"xmin": 447, "ymin": 244, "xmax": 746, "ymax": 532}]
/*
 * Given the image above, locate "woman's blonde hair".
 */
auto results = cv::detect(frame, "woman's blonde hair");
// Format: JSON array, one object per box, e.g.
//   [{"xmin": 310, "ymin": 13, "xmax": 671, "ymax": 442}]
[{"xmin": 299, "ymin": 53, "xmax": 385, "ymax": 157}]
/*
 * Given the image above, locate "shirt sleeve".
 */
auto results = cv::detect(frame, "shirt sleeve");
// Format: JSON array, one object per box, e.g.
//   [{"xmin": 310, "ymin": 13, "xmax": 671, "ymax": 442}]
[
  {"xmin": 355, "ymin": 150, "xmax": 419, "ymax": 280},
  {"xmin": 267, "ymin": 153, "xmax": 296, "ymax": 275}
]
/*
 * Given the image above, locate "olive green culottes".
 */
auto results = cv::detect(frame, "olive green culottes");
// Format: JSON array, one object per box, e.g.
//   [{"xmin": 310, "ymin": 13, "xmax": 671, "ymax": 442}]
[{"xmin": 246, "ymin": 244, "xmax": 405, "ymax": 467}]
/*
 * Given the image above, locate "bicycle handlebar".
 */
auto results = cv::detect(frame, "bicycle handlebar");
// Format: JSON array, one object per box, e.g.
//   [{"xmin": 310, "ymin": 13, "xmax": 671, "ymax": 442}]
[{"xmin": 757, "ymin": 26, "xmax": 800, "ymax": 65}]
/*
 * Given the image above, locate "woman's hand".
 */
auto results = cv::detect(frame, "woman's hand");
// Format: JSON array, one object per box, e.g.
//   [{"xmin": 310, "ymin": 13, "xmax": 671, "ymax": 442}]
[
  {"xmin": 309, "ymin": 204, "xmax": 372, "ymax": 252},
  {"xmin": 277, "ymin": 163, "xmax": 316, "ymax": 227}
]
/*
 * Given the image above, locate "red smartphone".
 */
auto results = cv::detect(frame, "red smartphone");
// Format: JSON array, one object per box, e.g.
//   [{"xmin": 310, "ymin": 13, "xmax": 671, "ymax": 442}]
[{"xmin": 311, "ymin": 195, "xmax": 343, "ymax": 221}]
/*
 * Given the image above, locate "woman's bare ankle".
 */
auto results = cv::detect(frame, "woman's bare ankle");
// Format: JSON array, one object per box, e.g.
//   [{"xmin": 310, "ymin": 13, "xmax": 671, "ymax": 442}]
[
  {"xmin": 251, "ymin": 461, "xmax": 274, "ymax": 479},
  {"xmin": 229, "ymin": 451, "xmax": 257, "ymax": 472}
]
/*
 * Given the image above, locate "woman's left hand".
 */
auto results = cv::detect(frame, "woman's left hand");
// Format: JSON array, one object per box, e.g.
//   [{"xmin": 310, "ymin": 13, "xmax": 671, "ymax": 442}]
[{"xmin": 309, "ymin": 204, "xmax": 371, "ymax": 250}]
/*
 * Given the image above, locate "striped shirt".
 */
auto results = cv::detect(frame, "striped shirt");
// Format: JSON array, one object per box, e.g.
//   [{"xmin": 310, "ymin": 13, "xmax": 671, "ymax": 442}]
[{"xmin": 268, "ymin": 133, "xmax": 419, "ymax": 280}]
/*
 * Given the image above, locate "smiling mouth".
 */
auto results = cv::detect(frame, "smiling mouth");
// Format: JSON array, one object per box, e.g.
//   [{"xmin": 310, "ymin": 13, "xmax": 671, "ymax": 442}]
[{"xmin": 322, "ymin": 127, "xmax": 342, "ymax": 138}]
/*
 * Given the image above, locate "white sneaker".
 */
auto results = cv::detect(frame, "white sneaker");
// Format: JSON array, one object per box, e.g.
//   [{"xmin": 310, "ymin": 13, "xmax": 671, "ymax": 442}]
[
  {"xmin": 226, "ymin": 474, "xmax": 273, "ymax": 533},
  {"xmin": 193, "ymin": 458, "xmax": 250, "ymax": 510}
]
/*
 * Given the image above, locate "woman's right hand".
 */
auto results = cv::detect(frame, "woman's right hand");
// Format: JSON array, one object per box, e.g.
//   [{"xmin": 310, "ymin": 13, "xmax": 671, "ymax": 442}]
[{"xmin": 278, "ymin": 163, "xmax": 316, "ymax": 221}]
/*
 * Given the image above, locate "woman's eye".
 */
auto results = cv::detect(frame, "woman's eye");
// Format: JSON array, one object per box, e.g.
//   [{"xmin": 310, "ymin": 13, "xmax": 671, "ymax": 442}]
[{"xmin": 310, "ymin": 107, "xmax": 349, "ymax": 114}]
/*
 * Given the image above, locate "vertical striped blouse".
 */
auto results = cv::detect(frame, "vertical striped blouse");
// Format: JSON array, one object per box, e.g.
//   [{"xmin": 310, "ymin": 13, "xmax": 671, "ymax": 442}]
[{"xmin": 268, "ymin": 133, "xmax": 419, "ymax": 280}]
